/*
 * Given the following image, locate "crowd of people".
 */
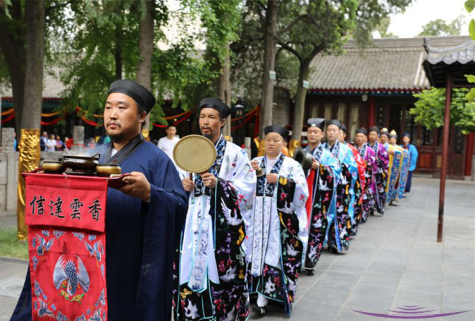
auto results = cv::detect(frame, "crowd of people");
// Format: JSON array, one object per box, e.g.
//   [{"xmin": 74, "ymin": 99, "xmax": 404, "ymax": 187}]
[
  {"xmin": 172, "ymin": 114, "xmax": 418, "ymax": 320},
  {"xmin": 10, "ymin": 80, "xmax": 418, "ymax": 321},
  {"xmin": 39, "ymin": 131, "xmax": 72, "ymax": 151},
  {"xmin": 39, "ymin": 131, "xmax": 108, "ymax": 152}
]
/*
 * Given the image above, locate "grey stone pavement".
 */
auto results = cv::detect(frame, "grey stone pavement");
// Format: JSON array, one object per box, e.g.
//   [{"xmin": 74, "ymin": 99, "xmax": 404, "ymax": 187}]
[{"xmin": 0, "ymin": 177, "xmax": 474, "ymax": 321}]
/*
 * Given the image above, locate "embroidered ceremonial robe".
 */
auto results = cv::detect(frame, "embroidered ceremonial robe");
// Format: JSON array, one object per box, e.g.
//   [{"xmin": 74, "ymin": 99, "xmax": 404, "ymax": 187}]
[
  {"xmin": 302, "ymin": 144, "xmax": 340, "ymax": 270},
  {"xmin": 397, "ymin": 148, "xmax": 410, "ymax": 200},
  {"xmin": 368, "ymin": 142, "xmax": 389, "ymax": 214},
  {"xmin": 248, "ymin": 153, "xmax": 308, "ymax": 315},
  {"xmin": 177, "ymin": 136, "xmax": 256, "ymax": 321},
  {"xmin": 346, "ymin": 143, "xmax": 366, "ymax": 233},
  {"xmin": 385, "ymin": 144, "xmax": 404, "ymax": 205},
  {"xmin": 11, "ymin": 140, "xmax": 189, "ymax": 321},
  {"xmin": 357, "ymin": 144, "xmax": 377, "ymax": 222},
  {"xmin": 323, "ymin": 141, "xmax": 357, "ymax": 253}
]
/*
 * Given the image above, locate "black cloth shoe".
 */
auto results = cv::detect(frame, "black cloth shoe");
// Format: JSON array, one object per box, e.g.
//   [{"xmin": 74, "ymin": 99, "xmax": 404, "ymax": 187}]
[
  {"xmin": 253, "ymin": 305, "xmax": 266, "ymax": 317},
  {"xmin": 306, "ymin": 269, "xmax": 315, "ymax": 276}
]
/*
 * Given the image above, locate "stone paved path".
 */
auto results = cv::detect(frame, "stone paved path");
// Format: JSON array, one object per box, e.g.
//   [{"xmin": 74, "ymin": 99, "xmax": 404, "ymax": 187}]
[{"xmin": 0, "ymin": 177, "xmax": 474, "ymax": 321}]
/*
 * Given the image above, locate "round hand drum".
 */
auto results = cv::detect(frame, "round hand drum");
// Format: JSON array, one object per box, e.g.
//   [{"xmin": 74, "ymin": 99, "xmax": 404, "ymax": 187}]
[{"xmin": 173, "ymin": 135, "xmax": 217, "ymax": 173}]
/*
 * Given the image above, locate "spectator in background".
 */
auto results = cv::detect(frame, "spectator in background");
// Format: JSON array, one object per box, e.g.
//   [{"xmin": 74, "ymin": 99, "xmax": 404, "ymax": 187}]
[
  {"xmin": 64, "ymin": 137, "xmax": 70, "ymax": 151},
  {"xmin": 46, "ymin": 134, "xmax": 56, "ymax": 152},
  {"xmin": 65, "ymin": 137, "xmax": 74, "ymax": 150},
  {"xmin": 40, "ymin": 131, "xmax": 48, "ymax": 151},
  {"xmin": 401, "ymin": 132, "xmax": 418, "ymax": 195},
  {"xmin": 55, "ymin": 135, "xmax": 64, "ymax": 151},
  {"xmin": 87, "ymin": 137, "xmax": 96, "ymax": 149},
  {"xmin": 157, "ymin": 125, "xmax": 180, "ymax": 163}
]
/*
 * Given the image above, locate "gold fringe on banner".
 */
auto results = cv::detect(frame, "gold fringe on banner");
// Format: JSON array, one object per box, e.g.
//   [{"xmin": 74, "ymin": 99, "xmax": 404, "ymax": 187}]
[
  {"xmin": 17, "ymin": 129, "xmax": 41, "ymax": 240},
  {"xmin": 288, "ymin": 139, "xmax": 301, "ymax": 158}
]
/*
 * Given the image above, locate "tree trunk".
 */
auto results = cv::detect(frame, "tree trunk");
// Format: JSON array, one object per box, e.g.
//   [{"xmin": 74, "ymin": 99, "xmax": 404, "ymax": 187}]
[
  {"xmin": 218, "ymin": 42, "xmax": 232, "ymax": 137},
  {"xmin": 10, "ymin": 62, "xmax": 25, "ymax": 134},
  {"xmin": 290, "ymin": 58, "xmax": 310, "ymax": 144},
  {"xmin": 136, "ymin": 0, "xmax": 154, "ymax": 138},
  {"xmin": 17, "ymin": 0, "xmax": 45, "ymax": 240},
  {"xmin": 22, "ymin": 0, "xmax": 45, "ymax": 129},
  {"xmin": 0, "ymin": 0, "xmax": 26, "ymax": 135},
  {"xmin": 259, "ymin": 0, "xmax": 278, "ymax": 138}
]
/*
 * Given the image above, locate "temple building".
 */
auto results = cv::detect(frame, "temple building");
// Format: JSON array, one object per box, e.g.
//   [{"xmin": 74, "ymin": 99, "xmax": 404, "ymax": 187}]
[{"xmin": 292, "ymin": 36, "xmax": 474, "ymax": 180}]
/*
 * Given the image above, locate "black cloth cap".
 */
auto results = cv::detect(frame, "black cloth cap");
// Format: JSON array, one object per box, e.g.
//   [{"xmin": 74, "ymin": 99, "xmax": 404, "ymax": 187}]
[
  {"xmin": 341, "ymin": 124, "xmax": 347, "ymax": 134},
  {"xmin": 368, "ymin": 126, "xmax": 380, "ymax": 134},
  {"xmin": 356, "ymin": 128, "xmax": 367, "ymax": 135},
  {"xmin": 264, "ymin": 125, "xmax": 289, "ymax": 140},
  {"xmin": 380, "ymin": 130, "xmax": 389, "ymax": 137},
  {"xmin": 389, "ymin": 134, "xmax": 398, "ymax": 139},
  {"xmin": 327, "ymin": 119, "xmax": 342, "ymax": 129},
  {"xmin": 307, "ymin": 118, "xmax": 325, "ymax": 130},
  {"xmin": 402, "ymin": 132, "xmax": 411, "ymax": 138},
  {"xmin": 200, "ymin": 98, "xmax": 232, "ymax": 118},
  {"xmin": 108, "ymin": 80, "xmax": 156, "ymax": 114}
]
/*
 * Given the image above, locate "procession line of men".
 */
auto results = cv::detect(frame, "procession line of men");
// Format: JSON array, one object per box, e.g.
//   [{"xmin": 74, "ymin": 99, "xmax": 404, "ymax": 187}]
[
  {"xmin": 10, "ymin": 80, "xmax": 417, "ymax": 321},
  {"xmin": 174, "ymin": 97, "xmax": 416, "ymax": 320}
]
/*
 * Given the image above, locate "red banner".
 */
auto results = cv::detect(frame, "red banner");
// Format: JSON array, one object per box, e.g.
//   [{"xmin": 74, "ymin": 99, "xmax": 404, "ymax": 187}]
[{"xmin": 25, "ymin": 173, "xmax": 109, "ymax": 321}]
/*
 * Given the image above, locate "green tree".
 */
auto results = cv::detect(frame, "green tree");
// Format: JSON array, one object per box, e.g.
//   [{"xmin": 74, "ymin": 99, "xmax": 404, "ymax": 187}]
[
  {"xmin": 54, "ymin": 0, "xmax": 142, "ymax": 123},
  {"xmin": 54, "ymin": 0, "xmax": 240, "ymax": 129},
  {"xmin": 418, "ymin": 16, "xmax": 463, "ymax": 37},
  {"xmin": 465, "ymin": 0, "xmax": 475, "ymax": 40},
  {"xmin": 412, "ymin": 85, "xmax": 475, "ymax": 135},
  {"xmin": 233, "ymin": 0, "xmax": 413, "ymax": 141},
  {"xmin": 278, "ymin": 0, "xmax": 414, "ymax": 142},
  {"xmin": 0, "ymin": 0, "xmax": 75, "ymax": 132}
]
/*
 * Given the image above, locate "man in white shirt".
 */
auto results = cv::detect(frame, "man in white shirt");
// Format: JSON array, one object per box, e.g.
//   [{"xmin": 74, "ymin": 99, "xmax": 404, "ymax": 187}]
[{"xmin": 157, "ymin": 125, "xmax": 180, "ymax": 162}]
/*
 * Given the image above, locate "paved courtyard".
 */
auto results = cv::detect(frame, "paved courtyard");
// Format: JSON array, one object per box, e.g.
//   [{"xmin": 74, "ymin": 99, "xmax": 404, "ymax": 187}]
[{"xmin": 0, "ymin": 177, "xmax": 474, "ymax": 321}]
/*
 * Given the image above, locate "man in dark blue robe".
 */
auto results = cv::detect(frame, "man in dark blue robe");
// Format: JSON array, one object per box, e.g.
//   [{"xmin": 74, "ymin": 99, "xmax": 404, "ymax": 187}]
[{"xmin": 10, "ymin": 80, "xmax": 188, "ymax": 321}]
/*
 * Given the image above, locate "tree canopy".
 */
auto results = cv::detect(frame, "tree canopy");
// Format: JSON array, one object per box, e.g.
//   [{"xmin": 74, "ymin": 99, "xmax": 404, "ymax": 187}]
[
  {"xmin": 418, "ymin": 16, "xmax": 463, "ymax": 37},
  {"xmin": 412, "ymin": 82, "xmax": 475, "ymax": 135}
]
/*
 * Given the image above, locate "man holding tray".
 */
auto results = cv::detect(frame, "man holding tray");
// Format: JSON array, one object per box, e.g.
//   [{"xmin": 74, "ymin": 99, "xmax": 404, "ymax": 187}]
[{"xmin": 10, "ymin": 80, "xmax": 188, "ymax": 321}]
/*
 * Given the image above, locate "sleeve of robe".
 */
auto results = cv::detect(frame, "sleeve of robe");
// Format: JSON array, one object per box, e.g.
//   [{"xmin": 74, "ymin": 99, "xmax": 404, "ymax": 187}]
[
  {"xmin": 379, "ymin": 144, "xmax": 390, "ymax": 171},
  {"xmin": 343, "ymin": 147, "xmax": 358, "ymax": 180},
  {"xmin": 352, "ymin": 147, "xmax": 366, "ymax": 192},
  {"xmin": 320, "ymin": 149, "xmax": 341, "ymax": 214},
  {"xmin": 135, "ymin": 156, "xmax": 188, "ymax": 321},
  {"xmin": 280, "ymin": 160, "xmax": 309, "ymax": 246},
  {"xmin": 228, "ymin": 149, "xmax": 256, "ymax": 231},
  {"xmin": 343, "ymin": 146, "xmax": 358, "ymax": 219},
  {"xmin": 367, "ymin": 148, "xmax": 378, "ymax": 178},
  {"xmin": 410, "ymin": 145, "xmax": 418, "ymax": 171}
]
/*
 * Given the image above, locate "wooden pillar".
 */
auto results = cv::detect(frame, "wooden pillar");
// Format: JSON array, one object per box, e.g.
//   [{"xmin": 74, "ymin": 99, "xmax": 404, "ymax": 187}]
[
  {"xmin": 368, "ymin": 96, "xmax": 376, "ymax": 128},
  {"xmin": 437, "ymin": 73, "xmax": 452, "ymax": 243},
  {"xmin": 464, "ymin": 132, "xmax": 474, "ymax": 177}
]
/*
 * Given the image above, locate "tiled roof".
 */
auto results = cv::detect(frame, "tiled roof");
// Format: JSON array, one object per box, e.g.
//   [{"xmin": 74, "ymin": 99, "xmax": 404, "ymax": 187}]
[
  {"xmin": 423, "ymin": 38, "xmax": 475, "ymax": 87},
  {"xmin": 309, "ymin": 36, "xmax": 473, "ymax": 92},
  {"xmin": 425, "ymin": 39, "xmax": 475, "ymax": 65}
]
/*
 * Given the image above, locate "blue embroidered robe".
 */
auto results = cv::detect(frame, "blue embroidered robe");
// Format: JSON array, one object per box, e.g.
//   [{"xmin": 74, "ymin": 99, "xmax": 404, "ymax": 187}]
[
  {"xmin": 302, "ymin": 144, "xmax": 340, "ymax": 269},
  {"xmin": 323, "ymin": 141, "xmax": 357, "ymax": 253}
]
